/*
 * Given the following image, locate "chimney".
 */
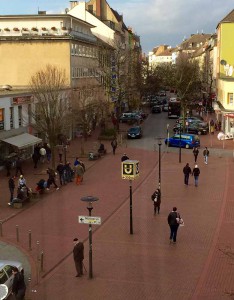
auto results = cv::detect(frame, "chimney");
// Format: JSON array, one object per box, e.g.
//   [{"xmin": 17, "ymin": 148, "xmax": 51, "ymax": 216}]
[
  {"xmin": 96, "ymin": 0, "xmax": 101, "ymax": 18},
  {"xmin": 70, "ymin": 1, "xmax": 78, "ymax": 9},
  {"xmin": 38, "ymin": 11, "xmax": 46, "ymax": 15}
]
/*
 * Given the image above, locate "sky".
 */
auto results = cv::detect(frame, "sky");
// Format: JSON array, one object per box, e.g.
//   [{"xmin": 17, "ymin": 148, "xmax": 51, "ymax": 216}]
[{"xmin": 1, "ymin": 0, "xmax": 234, "ymax": 54}]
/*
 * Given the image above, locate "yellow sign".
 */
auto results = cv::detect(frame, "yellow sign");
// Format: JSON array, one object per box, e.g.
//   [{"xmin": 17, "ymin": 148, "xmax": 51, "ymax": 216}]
[{"xmin": 122, "ymin": 160, "xmax": 139, "ymax": 180}]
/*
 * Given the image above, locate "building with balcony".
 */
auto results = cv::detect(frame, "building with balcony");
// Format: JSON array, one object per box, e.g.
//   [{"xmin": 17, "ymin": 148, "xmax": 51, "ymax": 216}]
[{"xmin": 215, "ymin": 9, "xmax": 234, "ymax": 134}]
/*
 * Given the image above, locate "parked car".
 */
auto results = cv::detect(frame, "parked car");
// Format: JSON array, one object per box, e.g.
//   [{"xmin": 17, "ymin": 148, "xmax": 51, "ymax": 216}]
[
  {"xmin": 151, "ymin": 105, "xmax": 162, "ymax": 113},
  {"xmin": 131, "ymin": 110, "xmax": 148, "ymax": 119},
  {"xmin": 127, "ymin": 126, "xmax": 142, "ymax": 139},
  {"xmin": 0, "ymin": 260, "xmax": 24, "ymax": 298},
  {"xmin": 176, "ymin": 116, "xmax": 204, "ymax": 124},
  {"xmin": 165, "ymin": 133, "xmax": 200, "ymax": 149},
  {"xmin": 173, "ymin": 122, "xmax": 208, "ymax": 135},
  {"xmin": 162, "ymin": 104, "xmax": 169, "ymax": 112},
  {"xmin": 119, "ymin": 113, "xmax": 143, "ymax": 124}
]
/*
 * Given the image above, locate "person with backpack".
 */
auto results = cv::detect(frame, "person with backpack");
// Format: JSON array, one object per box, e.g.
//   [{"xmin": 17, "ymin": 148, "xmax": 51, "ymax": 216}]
[
  {"xmin": 203, "ymin": 147, "xmax": 209, "ymax": 164},
  {"xmin": 151, "ymin": 188, "xmax": 161, "ymax": 215}
]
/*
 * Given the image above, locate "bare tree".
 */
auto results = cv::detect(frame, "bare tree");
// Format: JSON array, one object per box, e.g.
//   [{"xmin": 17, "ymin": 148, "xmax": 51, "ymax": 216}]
[
  {"xmin": 30, "ymin": 65, "xmax": 71, "ymax": 168},
  {"xmin": 96, "ymin": 38, "xmax": 142, "ymax": 128}
]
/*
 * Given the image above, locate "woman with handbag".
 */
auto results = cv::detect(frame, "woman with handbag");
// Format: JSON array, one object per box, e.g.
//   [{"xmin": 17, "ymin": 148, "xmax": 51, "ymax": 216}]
[{"xmin": 167, "ymin": 207, "xmax": 182, "ymax": 244}]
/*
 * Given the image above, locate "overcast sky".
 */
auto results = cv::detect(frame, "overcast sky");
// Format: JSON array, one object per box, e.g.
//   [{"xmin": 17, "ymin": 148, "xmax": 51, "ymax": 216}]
[{"xmin": 1, "ymin": 0, "xmax": 234, "ymax": 53}]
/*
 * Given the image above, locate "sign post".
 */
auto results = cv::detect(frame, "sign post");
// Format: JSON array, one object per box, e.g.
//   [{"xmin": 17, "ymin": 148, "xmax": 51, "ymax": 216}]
[{"xmin": 121, "ymin": 160, "xmax": 139, "ymax": 234}]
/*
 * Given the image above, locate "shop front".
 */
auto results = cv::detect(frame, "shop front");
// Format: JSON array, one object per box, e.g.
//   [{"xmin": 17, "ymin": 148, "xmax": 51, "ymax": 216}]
[{"xmin": 0, "ymin": 133, "xmax": 42, "ymax": 169}]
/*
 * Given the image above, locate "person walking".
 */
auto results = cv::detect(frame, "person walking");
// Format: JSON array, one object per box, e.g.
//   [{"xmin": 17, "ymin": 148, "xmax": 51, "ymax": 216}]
[
  {"xmin": 192, "ymin": 164, "xmax": 200, "ymax": 187},
  {"xmin": 56, "ymin": 162, "xmax": 65, "ymax": 186},
  {"xmin": 74, "ymin": 157, "xmax": 80, "ymax": 167},
  {"xmin": 8, "ymin": 176, "xmax": 15, "ymax": 205},
  {"xmin": 39, "ymin": 146, "xmax": 46, "ymax": 164},
  {"xmin": 203, "ymin": 147, "xmax": 209, "ymax": 164},
  {"xmin": 15, "ymin": 157, "xmax": 23, "ymax": 177},
  {"xmin": 73, "ymin": 238, "xmax": 84, "ymax": 277},
  {"xmin": 121, "ymin": 153, "xmax": 129, "ymax": 162},
  {"xmin": 57, "ymin": 144, "xmax": 64, "ymax": 163},
  {"xmin": 46, "ymin": 168, "xmax": 59, "ymax": 190},
  {"xmin": 11, "ymin": 266, "xmax": 26, "ymax": 299},
  {"xmin": 151, "ymin": 188, "xmax": 161, "ymax": 215},
  {"xmin": 183, "ymin": 163, "xmax": 192, "ymax": 185},
  {"xmin": 167, "ymin": 207, "xmax": 182, "ymax": 244},
  {"xmin": 74, "ymin": 164, "xmax": 84, "ymax": 185},
  {"xmin": 111, "ymin": 138, "xmax": 118, "ymax": 155},
  {"xmin": 32, "ymin": 152, "xmax": 40, "ymax": 169},
  {"xmin": 5, "ymin": 159, "xmax": 12, "ymax": 176},
  {"xmin": 193, "ymin": 147, "xmax": 199, "ymax": 163}
]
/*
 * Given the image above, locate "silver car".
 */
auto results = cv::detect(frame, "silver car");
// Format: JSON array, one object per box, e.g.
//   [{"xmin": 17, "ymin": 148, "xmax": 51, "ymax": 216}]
[{"xmin": 0, "ymin": 260, "xmax": 23, "ymax": 299}]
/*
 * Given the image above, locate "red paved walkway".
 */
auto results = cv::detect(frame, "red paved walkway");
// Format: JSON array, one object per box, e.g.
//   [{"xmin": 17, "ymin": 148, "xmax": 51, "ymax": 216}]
[{"xmin": 1, "ymin": 126, "xmax": 234, "ymax": 300}]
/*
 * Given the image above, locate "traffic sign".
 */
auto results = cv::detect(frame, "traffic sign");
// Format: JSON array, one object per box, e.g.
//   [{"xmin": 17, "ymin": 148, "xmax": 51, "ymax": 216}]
[{"xmin": 78, "ymin": 216, "xmax": 101, "ymax": 225}]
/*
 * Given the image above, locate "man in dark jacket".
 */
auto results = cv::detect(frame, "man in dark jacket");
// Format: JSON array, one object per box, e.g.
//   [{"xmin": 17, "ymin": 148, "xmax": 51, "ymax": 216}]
[
  {"xmin": 168, "ymin": 207, "xmax": 181, "ymax": 244},
  {"xmin": 151, "ymin": 188, "xmax": 161, "ymax": 215},
  {"xmin": 183, "ymin": 163, "xmax": 192, "ymax": 185},
  {"xmin": 56, "ymin": 162, "xmax": 65, "ymax": 186},
  {"xmin": 193, "ymin": 147, "xmax": 199, "ymax": 163},
  {"xmin": 11, "ymin": 266, "xmax": 26, "ymax": 299},
  {"xmin": 192, "ymin": 164, "xmax": 200, "ymax": 187},
  {"xmin": 203, "ymin": 147, "xmax": 209, "ymax": 164},
  {"xmin": 8, "ymin": 176, "xmax": 15, "ymax": 205},
  {"xmin": 5, "ymin": 159, "xmax": 12, "ymax": 176},
  {"xmin": 15, "ymin": 157, "xmax": 23, "ymax": 177},
  {"xmin": 73, "ymin": 238, "xmax": 84, "ymax": 277},
  {"xmin": 46, "ymin": 168, "xmax": 59, "ymax": 190}
]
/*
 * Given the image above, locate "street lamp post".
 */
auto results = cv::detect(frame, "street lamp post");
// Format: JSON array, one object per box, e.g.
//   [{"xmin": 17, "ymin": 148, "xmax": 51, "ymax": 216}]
[
  {"xmin": 80, "ymin": 196, "xmax": 99, "ymax": 279},
  {"xmin": 158, "ymin": 140, "xmax": 162, "ymax": 193},
  {"xmin": 179, "ymin": 123, "xmax": 182, "ymax": 163},
  {"xmin": 129, "ymin": 180, "xmax": 133, "ymax": 235},
  {"xmin": 63, "ymin": 144, "xmax": 67, "ymax": 164}
]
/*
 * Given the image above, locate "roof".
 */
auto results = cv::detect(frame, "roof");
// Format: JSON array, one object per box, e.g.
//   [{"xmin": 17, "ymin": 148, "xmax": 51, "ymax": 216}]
[
  {"xmin": 179, "ymin": 33, "xmax": 212, "ymax": 50},
  {"xmin": 0, "ymin": 14, "xmax": 95, "ymax": 28},
  {"xmin": 218, "ymin": 9, "xmax": 234, "ymax": 26},
  {"xmin": 2, "ymin": 133, "xmax": 42, "ymax": 149}
]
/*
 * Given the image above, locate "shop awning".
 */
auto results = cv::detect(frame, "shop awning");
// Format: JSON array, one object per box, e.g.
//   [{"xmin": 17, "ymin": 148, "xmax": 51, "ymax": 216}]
[{"xmin": 2, "ymin": 133, "xmax": 42, "ymax": 149}]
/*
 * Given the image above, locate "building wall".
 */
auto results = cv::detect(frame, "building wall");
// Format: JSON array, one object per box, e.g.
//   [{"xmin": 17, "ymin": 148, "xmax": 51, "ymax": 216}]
[
  {"xmin": 69, "ymin": 1, "xmax": 115, "ymax": 44},
  {"xmin": 219, "ymin": 23, "xmax": 234, "ymax": 78},
  {"xmin": 0, "ymin": 40, "xmax": 71, "ymax": 86}
]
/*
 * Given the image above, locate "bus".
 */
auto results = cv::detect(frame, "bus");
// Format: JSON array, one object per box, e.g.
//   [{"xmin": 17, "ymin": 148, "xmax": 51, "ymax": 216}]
[{"xmin": 168, "ymin": 98, "xmax": 181, "ymax": 118}]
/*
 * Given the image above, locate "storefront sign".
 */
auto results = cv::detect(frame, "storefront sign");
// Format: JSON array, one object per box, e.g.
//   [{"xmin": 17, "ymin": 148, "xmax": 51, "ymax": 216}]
[{"xmin": 12, "ymin": 96, "xmax": 33, "ymax": 105}]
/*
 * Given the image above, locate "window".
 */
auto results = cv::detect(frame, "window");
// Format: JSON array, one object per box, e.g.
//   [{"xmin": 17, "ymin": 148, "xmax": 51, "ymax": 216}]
[
  {"xmin": 18, "ymin": 106, "xmax": 22, "ymax": 126},
  {"xmin": 228, "ymin": 93, "xmax": 233, "ymax": 105},
  {"xmin": 0, "ymin": 269, "xmax": 8, "ymax": 284},
  {"xmin": 10, "ymin": 107, "xmax": 13, "ymax": 128},
  {"xmin": 4, "ymin": 265, "xmax": 13, "ymax": 277}
]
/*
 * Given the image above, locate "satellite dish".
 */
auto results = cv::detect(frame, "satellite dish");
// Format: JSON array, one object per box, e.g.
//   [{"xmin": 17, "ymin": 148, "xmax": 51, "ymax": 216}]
[{"xmin": 220, "ymin": 59, "xmax": 227, "ymax": 66}]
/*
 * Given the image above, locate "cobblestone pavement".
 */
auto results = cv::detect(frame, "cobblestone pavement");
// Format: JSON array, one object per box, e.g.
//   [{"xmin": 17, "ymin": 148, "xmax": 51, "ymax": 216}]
[{"xmin": 0, "ymin": 127, "xmax": 234, "ymax": 300}]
